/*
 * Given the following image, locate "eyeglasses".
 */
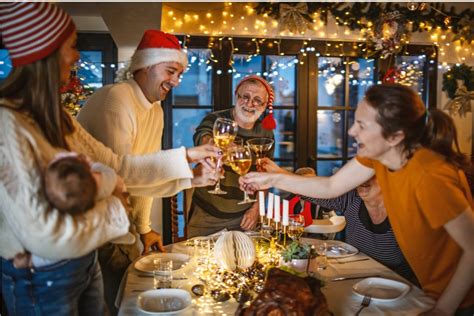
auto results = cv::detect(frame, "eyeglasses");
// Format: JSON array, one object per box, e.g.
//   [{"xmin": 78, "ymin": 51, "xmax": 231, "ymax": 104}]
[{"xmin": 236, "ymin": 93, "xmax": 266, "ymax": 108}]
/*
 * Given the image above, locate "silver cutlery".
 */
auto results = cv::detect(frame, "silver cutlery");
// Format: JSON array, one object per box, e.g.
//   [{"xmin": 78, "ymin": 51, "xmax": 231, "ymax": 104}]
[
  {"xmin": 331, "ymin": 258, "xmax": 370, "ymax": 264},
  {"xmin": 136, "ymin": 274, "xmax": 188, "ymax": 280},
  {"xmin": 331, "ymin": 274, "xmax": 380, "ymax": 281},
  {"xmin": 355, "ymin": 295, "xmax": 371, "ymax": 315}
]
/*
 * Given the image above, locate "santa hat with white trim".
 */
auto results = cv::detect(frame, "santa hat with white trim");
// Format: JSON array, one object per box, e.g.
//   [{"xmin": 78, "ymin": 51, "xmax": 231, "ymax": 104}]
[{"xmin": 130, "ymin": 30, "xmax": 188, "ymax": 73}]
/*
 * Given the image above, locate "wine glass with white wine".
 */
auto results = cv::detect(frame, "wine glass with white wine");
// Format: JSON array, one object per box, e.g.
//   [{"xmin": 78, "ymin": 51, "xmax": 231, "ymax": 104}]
[
  {"xmin": 208, "ymin": 118, "xmax": 238, "ymax": 194},
  {"xmin": 227, "ymin": 145, "xmax": 257, "ymax": 204},
  {"xmin": 288, "ymin": 214, "xmax": 305, "ymax": 242},
  {"xmin": 246, "ymin": 138, "xmax": 274, "ymax": 171}
]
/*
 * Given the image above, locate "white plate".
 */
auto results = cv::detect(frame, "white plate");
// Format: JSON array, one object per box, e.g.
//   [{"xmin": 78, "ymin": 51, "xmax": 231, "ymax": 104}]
[
  {"xmin": 134, "ymin": 253, "xmax": 191, "ymax": 274},
  {"xmin": 137, "ymin": 289, "xmax": 192, "ymax": 314},
  {"xmin": 304, "ymin": 216, "xmax": 346, "ymax": 234},
  {"xmin": 353, "ymin": 277, "xmax": 411, "ymax": 302},
  {"xmin": 301, "ymin": 239, "xmax": 359, "ymax": 258},
  {"xmin": 325, "ymin": 240, "xmax": 359, "ymax": 258}
]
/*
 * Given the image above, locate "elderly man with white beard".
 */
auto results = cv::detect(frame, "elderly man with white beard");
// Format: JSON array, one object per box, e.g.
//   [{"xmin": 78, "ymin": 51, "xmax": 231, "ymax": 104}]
[{"xmin": 188, "ymin": 76, "xmax": 276, "ymax": 237}]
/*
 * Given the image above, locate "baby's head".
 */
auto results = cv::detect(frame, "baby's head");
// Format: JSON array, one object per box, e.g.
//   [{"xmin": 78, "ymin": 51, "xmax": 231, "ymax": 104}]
[
  {"xmin": 44, "ymin": 154, "xmax": 97, "ymax": 215},
  {"xmin": 294, "ymin": 167, "xmax": 316, "ymax": 177}
]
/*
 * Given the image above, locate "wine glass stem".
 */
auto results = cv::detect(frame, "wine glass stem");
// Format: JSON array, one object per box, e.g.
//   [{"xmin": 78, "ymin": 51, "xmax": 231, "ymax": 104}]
[
  {"xmin": 214, "ymin": 156, "xmax": 223, "ymax": 191},
  {"xmin": 243, "ymin": 191, "xmax": 249, "ymax": 201}
]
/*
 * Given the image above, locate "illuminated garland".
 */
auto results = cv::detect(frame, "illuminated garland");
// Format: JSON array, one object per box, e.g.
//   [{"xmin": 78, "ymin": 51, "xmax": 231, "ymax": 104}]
[
  {"xmin": 255, "ymin": 2, "xmax": 473, "ymax": 58},
  {"xmin": 255, "ymin": 2, "xmax": 473, "ymax": 40}
]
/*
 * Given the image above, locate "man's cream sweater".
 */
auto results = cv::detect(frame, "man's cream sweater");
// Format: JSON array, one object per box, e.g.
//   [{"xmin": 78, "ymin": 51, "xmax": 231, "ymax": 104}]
[{"xmin": 77, "ymin": 79, "xmax": 188, "ymax": 234}]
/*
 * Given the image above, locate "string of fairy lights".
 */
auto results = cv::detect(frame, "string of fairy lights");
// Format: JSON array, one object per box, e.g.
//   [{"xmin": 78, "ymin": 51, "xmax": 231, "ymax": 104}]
[{"xmin": 0, "ymin": 2, "xmax": 470, "ymax": 85}]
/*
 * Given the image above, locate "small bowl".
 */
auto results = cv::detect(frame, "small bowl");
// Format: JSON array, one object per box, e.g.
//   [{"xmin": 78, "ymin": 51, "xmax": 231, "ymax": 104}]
[{"xmin": 137, "ymin": 289, "xmax": 192, "ymax": 314}]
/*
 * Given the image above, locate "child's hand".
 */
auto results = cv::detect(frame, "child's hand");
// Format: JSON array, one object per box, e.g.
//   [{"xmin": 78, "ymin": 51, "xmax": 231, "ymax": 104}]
[
  {"xmin": 13, "ymin": 252, "xmax": 32, "ymax": 269},
  {"xmin": 113, "ymin": 176, "xmax": 132, "ymax": 215}
]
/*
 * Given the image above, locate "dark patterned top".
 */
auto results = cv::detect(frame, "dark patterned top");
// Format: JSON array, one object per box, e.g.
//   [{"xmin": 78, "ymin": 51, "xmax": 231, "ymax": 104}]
[
  {"xmin": 192, "ymin": 109, "xmax": 274, "ymax": 219},
  {"xmin": 304, "ymin": 190, "xmax": 417, "ymax": 283}
]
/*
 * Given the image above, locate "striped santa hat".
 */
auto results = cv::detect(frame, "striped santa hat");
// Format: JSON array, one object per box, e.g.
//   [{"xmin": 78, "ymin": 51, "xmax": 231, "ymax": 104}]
[
  {"xmin": 0, "ymin": 2, "xmax": 76, "ymax": 67},
  {"xmin": 130, "ymin": 30, "xmax": 188, "ymax": 73},
  {"xmin": 235, "ymin": 75, "xmax": 277, "ymax": 130}
]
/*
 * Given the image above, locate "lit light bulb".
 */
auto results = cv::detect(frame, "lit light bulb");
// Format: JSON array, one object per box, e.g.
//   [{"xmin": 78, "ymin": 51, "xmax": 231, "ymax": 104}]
[{"xmin": 407, "ymin": 1, "xmax": 419, "ymax": 11}]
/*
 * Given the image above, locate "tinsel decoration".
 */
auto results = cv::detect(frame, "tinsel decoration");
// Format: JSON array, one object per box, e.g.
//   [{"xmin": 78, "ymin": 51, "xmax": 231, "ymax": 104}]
[
  {"xmin": 442, "ymin": 64, "xmax": 474, "ymax": 117},
  {"xmin": 60, "ymin": 67, "xmax": 93, "ymax": 117},
  {"xmin": 278, "ymin": 3, "xmax": 311, "ymax": 34},
  {"xmin": 366, "ymin": 11, "xmax": 408, "ymax": 58}
]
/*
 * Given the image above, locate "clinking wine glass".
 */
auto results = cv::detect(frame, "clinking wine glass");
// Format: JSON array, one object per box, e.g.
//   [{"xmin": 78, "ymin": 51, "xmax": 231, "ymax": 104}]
[
  {"xmin": 287, "ymin": 214, "xmax": 305, "ymax": 241},
  {"xmin": 222, "ymin": 137, "xmax": 243, "ymax": 169},
  {"xmin": 246, "ymin": 138, "xmax": 274, "ymax": 171},
  {"xmin": 208, "ymin": 118, "xmax": 238, "ymax": 195},
  {"xmin": 228, "ymin": 145, "xmax": 257, "ymax": 204}
]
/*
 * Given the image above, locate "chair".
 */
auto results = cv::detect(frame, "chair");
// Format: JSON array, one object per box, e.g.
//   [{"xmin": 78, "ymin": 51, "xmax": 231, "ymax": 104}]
[{"xmin": 170, "ymin": 188, "xmax": 194, "ymax": 243}]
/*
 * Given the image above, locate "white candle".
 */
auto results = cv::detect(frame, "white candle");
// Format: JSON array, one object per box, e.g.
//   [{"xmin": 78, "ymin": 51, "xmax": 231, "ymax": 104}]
[
  {"xmin": 267, "ymin": 192, "xmax": 274, "ymax": 219},
  {"xmin": 282, "ymin": 199, "xmax": 289, "ymax": 226},
  {"xmin": 274, "ymin": 195, "xmax": 281, "ymax": 222},
  {"xmin": 258, "ymin": 191, "xmax": 265, "ymax": 216}
]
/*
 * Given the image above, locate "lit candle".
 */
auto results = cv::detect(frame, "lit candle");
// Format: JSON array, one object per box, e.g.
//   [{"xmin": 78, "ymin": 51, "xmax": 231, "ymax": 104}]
[
  {"xmin": 274, "ymin": 195, "xmax": 281, "ymax": 222},
  {"xmin": 282, "ymin": 199, "xmax": 289, "ymax": 226},
  {"xmin": 258, "ymin": 191, "xmax": 265, "ymax": 216},
  {"xmin": 267, "ymin": 192, "xmax": 274, "ymax": 219}
]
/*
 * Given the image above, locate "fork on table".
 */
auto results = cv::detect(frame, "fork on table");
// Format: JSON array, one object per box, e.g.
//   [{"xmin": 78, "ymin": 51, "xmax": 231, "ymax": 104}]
[{"xmin": 355, "ymin": 295, "xmax": 371, "ymax": 315}]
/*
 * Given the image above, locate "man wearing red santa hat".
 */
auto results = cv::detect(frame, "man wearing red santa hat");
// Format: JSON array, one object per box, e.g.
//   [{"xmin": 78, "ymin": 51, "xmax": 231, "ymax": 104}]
[
  {"xmin": 77, "ymin": 30, "xmax": 217, "ymax": 315},
  {"xmin": 188, "ymin": 75, "xmax": 276, "ymax": 238}
]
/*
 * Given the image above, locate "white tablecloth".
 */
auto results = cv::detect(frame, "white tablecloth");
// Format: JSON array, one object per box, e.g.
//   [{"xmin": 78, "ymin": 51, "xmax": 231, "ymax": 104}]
[{"xmin": 117, "ymin": 237, "xmax": 435, "ymax": 315}]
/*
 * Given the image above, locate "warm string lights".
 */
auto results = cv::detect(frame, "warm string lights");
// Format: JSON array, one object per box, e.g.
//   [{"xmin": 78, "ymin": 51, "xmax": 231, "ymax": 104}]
[
  {"xmin": 189, "ymin": 237, "xmax": 280, "ymax": 308},
  {"xmin": 160, "ymin": 3, "xmax": 472, "ymax": 65}
]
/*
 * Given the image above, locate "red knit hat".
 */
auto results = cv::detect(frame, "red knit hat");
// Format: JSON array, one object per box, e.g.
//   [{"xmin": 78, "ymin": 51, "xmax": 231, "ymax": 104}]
[
  {"xmin": 0, "ymin": 2, "xmax": 76, "ymax": 67},
  {"xmin": 235, "ymin": 75, "xmax": 276, "ymax": 130},
  {"xmin": 130, "ymin": 30, "xmax": 188, "ymax": 73}
]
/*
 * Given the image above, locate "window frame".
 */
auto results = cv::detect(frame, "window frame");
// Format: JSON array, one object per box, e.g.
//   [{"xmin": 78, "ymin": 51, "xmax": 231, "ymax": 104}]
[{"xmin": 160, "ymin": 36, "xmax": 437, "ymax": 243}]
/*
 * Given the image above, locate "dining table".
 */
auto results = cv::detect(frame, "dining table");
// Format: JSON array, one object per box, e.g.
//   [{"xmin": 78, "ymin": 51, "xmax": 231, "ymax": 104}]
[{"xmin": 116, "ymin": 235, "xmax": 435, "ymax": 315}]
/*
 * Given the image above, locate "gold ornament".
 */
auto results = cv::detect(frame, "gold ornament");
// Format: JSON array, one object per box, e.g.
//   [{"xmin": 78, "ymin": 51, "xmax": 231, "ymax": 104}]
[
  {"xmin": 278, "ymin": 3, "xmax": 310, "ymax": 34},
  {"xmin": 444, "ymin": 86, "xmax": 474, "ymax": 117},
  {"xmin": 407, "ymin": 2, "xmax": 419, "ymax": 11}
]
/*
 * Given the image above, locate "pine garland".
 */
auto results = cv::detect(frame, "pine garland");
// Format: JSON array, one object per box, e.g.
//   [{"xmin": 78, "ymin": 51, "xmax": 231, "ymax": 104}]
[
  {"xmin": 442, "ymin": 64, "xmax": 474, "ymax": 99},
  {"xmin": 255, "ymin": 2, "xmax": 473, "ymax": 43}
]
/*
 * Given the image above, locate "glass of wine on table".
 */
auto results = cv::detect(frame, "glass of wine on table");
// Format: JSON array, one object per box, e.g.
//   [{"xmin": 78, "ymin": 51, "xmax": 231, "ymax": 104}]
[
  {"xmin": 288, "ymin": 214, "xmax": 305, "ymax": 242},
  {"xmin": 208, "ymin": 118, "xmax": 238, "ymax": 195}
]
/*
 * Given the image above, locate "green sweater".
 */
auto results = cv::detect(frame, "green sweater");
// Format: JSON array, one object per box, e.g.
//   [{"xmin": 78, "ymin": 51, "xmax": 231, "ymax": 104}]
[{"xmin": 192, "ymin": 109, "xmax": 274, "ymax": 218}]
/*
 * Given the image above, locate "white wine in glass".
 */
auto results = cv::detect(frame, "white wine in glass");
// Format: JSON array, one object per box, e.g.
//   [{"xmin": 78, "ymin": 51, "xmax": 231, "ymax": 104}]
[
  {"xmin": 246, "ymin": 138, "xmax": 274, "ymax": 171},
  {"xmin": 208, "ymin": 118, "xmax": 238, "ymax": 195},
  {"xmin": 228, "ymin": 145, "xmax": 257, "ymax": 204},
  {"xmin": 287, "ymin": 214, "xmax": 305, "ymax": 241}
]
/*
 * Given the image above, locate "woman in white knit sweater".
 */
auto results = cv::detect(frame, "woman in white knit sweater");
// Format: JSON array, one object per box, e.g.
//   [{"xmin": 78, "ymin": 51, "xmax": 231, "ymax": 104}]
[{"xmin": 0, "ymin": 3, "xmax": 219, "ymax": 315}]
